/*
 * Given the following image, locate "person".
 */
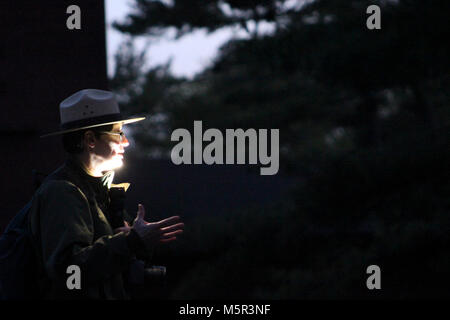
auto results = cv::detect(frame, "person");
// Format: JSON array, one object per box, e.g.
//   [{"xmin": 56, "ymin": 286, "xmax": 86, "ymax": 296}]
[{"xmin": 28, "ymin": 89, "xmax": 184, "ymax": 299}]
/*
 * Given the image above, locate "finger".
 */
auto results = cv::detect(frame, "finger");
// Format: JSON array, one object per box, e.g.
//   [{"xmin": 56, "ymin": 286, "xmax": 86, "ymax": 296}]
[
  {"xmin": 136, "ymin": 204, "xmax": 145, "ymax": 220},
  {"xmin": 124, "ymin": 221, "xmax": 130, "ymax": 227},
  {"xmin": 157, "ymin": 216, "xmax": 181, "ymax": 228},
  {"xmin": 161, "ymin": 222, "xmax": 185, "ymax": 233},
  {"xmin": 162, "ymin": 229, "xmax": 183, "ymax": 239},
  {"xmin": 114, "ymin": 227, "xmax": 130, "ymax": 234},
  {"xmin": 160, "ymin": 237, "xmax": 177, "ymax": 243}
]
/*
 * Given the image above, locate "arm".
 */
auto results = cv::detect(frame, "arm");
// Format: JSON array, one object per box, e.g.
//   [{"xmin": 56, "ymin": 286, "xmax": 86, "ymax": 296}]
[{"xmin": 35, "ymin": 180, "xmax": 136, "ymax": 284}]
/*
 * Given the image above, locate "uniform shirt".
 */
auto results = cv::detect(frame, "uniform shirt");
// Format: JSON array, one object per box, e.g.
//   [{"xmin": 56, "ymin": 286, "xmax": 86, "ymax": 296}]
[{"xmin": 28, "ymin": 157, "xmax": 146, "ymax": 299}]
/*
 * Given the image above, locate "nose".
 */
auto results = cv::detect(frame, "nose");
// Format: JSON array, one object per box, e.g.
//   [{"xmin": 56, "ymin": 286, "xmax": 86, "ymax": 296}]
[{"xmin": 120, "ymin": 133, "xmax": 130, "ymax": 147}]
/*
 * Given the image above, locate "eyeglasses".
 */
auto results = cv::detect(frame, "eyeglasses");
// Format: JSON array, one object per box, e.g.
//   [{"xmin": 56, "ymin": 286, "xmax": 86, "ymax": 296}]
[{"xmin": 99, "ymin": 131, "xmax": 126, "ymax": 142}]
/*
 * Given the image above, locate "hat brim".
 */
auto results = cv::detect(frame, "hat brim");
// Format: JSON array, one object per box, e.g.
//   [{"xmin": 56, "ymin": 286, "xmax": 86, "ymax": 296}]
[{"xmin": 40, "ymin": 116, "xmax": 146, "ymax": 138}]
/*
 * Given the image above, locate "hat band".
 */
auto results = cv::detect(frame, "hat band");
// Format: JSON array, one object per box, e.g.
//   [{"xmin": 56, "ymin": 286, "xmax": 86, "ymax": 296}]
[{"xmin": 61, "ymin": 113, "xmax": 125, "ymax": 130}]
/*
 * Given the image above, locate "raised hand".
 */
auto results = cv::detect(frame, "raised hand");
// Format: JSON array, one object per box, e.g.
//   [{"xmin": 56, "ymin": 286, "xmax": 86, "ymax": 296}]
[
  {"xmin": 132, "ymin": 204, "xmax": 184, "ymax": 248},
  {"xmin": 114, "ymin": 221, "xmax": 131, "ymax": 235}
]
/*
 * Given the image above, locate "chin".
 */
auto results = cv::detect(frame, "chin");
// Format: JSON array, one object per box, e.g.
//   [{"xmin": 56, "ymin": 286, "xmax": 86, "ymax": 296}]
[{"xmin": 102, "ymin": 158, "xmax": 124, "ymax": 172}]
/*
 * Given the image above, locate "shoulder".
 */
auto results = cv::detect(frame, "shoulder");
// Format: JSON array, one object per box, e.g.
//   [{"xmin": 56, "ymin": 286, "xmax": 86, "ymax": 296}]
[
  {"xmin": 36, "ymin": 179, "xmax": 89, "ymax": 207},
  {"xmin": 38, "ymin": 162, "xmax": 86, "ymax": 197},
  {"xmin": 29, "ymin": 179, "xmax": 93, "ymax": 235},
  {"xmin": 38, "ymin": 179, "xmax": 81, "ymax": 195},
  {"xmin": 30, "ymin": 178, "xmax": 94, "ymax": 231}
]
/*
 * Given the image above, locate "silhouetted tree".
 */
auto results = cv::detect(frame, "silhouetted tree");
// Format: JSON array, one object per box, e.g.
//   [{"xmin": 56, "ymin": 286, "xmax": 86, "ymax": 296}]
[{"xmin": 109, "ymin": 0, "xmax": 450, "ymax": 299}]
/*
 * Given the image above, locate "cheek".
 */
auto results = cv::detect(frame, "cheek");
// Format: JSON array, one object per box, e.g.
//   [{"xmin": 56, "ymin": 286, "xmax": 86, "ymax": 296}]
[
  {"xmin": 96, "ymin": 143, "xmax": 115, "ymax": 158},
  {"xmin": 109, "ymin": 143, "xmax": 121, "ymax": 155},
  {"xmin": 95, "ymin": 144, "xmax": 110, "ymax": 157}
]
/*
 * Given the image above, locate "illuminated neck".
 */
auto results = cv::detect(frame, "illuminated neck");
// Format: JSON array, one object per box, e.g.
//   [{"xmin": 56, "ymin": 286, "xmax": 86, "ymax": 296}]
[{"xmin": 75, "ymin": 153, "xmax": 104, "ymax": 177}]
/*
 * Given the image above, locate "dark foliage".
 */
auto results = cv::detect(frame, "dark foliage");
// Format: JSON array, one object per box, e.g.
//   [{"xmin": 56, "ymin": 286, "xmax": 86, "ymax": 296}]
[{"xmin": 110, "ymin": 0, "xmax": 450, "ymax": 298}]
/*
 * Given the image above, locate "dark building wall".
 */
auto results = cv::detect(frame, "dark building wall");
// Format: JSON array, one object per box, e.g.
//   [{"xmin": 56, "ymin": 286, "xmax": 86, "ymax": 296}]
[{"xmin": 0, "ymin": 0, "xmax": 108, "ymax": 231}]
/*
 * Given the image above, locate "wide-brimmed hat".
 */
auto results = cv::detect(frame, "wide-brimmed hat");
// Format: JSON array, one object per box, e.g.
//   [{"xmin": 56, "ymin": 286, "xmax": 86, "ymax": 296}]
[{"xmin": 40, "ymin": 89, "xmax": 145, "ymax": 137}]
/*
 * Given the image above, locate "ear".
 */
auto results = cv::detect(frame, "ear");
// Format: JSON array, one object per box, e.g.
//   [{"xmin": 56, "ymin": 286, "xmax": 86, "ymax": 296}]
[{"xmin": 83, "ymin": 130, "xmax": 97, "ymax": 150}]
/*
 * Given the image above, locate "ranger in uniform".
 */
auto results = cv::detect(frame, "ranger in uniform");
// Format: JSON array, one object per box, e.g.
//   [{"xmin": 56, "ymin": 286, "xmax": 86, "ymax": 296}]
[{"xmin": 29, "ymin": 89, "xmax": 184, "ymax": 299}]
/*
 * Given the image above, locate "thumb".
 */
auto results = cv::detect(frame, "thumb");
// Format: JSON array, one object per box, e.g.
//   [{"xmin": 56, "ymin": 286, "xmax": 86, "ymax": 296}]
[
  {"xmin": 124, "ymin": 221, "xmax": 130, "ymax": 227},
  {"xmin": 136, "ymin": 204, "xmax": 146, "ymax": 221}
]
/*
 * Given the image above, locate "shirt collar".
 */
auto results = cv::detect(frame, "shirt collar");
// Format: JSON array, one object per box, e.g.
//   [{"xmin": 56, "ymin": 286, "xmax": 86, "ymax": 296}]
[{"xmin": 66, "ymin": 156, "xmax": 125, "ymax": 191}]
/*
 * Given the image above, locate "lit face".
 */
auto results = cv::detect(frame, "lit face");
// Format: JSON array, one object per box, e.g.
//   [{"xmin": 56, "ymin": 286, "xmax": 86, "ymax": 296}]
[{"xmin": 91, "ymin": 123, "xmax": 130, "ymax": 174}]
